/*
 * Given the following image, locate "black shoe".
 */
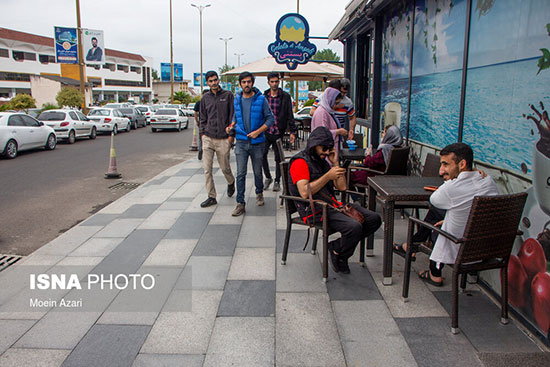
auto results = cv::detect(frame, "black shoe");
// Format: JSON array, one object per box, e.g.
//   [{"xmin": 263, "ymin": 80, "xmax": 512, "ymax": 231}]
[
  {"xmin": 338, "ymin": 258, "xmax": 351, "ymax": 274},
  {"xmin": 200, "ymin": 197, "xmax": 217, "ymax": 208},
  {"xmin": 227, "ymin": 182, "xmax": 235, "ymax": 197},
  {"xmin": 327, "ymin": 241, "xmax": 340, "ymax": 273}
]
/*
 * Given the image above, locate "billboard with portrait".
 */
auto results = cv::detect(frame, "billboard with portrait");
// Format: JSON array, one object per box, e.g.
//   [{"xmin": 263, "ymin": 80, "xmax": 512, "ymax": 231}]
[{"xmin": 82, "ymin": 29, "xmax": 104, "ymax": 64}]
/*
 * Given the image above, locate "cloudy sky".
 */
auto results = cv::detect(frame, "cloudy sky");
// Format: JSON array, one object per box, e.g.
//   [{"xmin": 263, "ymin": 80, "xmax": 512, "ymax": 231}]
[{"xmin": 3, "ymin": 0, "xmax": 345, "ymax": 88}]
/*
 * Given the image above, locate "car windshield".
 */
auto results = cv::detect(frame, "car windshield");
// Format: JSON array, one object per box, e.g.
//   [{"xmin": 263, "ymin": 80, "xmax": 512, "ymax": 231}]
[
  {"xmin": 136, "ymin": 107, "xmax": 148, "ymax": 112},
  {"xmin": 37, "ymin": 111, "xmax": 66, "ymax": 121},
  {"xmin": 104, "ymin": 104, "xmax": 120, "ymax": 108},
  {"xmin": 164, "ymin": 105, "xmax": 179, "ymax": 109},
  {"xmin": 88, "ymin": 109, "xmax": 111, "ymax": 116},
  {"xmin": 119, "ymin": 108, "xmax": 134, "ymax": 114},
  {"xmin": 155, "ymin": 109, "xmax": 177, "ymax": 115}
]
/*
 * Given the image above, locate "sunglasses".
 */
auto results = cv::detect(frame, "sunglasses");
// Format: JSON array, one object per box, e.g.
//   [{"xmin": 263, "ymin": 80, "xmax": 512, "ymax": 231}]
[{"xmin": 321, "ymin": 146, "xmax": 332, "ymax": 152}]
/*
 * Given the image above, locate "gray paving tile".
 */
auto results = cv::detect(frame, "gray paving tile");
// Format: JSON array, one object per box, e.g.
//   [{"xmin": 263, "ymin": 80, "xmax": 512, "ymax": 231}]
[
  {"xmin": 175, "ymin": 256, "xmax": 232, "ymax": 290},
  {"xmin": 276, "ymin": 293, "xmax": 345, "ymax": 366},
  {"xmin": 204, "ymin": 317, "xmax": 275, "ymax": 367},
  {"xmin": 207, "ymin": 205, "xmax": 245, "ymax": 225},
  {"xmin": 0, "ymin": 348, "xmax": 70, "ymax": 367},
  {"xmin": 276, "ymin": 229, "xmax": 313, "ymax": 254},
  {"xmin": 90, "ymin": 229, "xmax": 167, "ymax": 277},
  {"xmin": 119, "ymin": 204, "xmax": 162, "ymax": 218},
  {"xmin": 158, "ymin": 199, "xmax": 192, "ymax": 211},
  {"xmin": 433, "ymin": 291, "xmax": 541, "ymax": 353},
  {"xmin": 144, "ymin": 176, "xmax": 170, "ymax": 186},
  {"xmin": 164, "ymin": 212, "xmax": 213, "ymax": 239},
  {"xmin": 140, "ymin": 290, "xmax": 222, "ymax": 354},
  {"xmin": 325, "ymin": 263, "xmax": 383, "ymax": 300},
  {"xmin": 137, "ymin": 210, "xmax": 184, "ymax": 230},
  {"xmin": 61, "ymin": 324, "xmax": 150, "ymax": 367},
  {"xmin": 69, "ymin": 237, "xmax": 124, "ymax": 257},
  {"xmin": 132, "ymin": 354, "xmax": 204, "ymax": 367},
  {"xmin": 171, "ymin": 182, "xmax": 204, "ymax": 199},
  {"xmin": 395, "ymin": 317, "xmax": 483, "ymax": 367},
  {"xmin": 142, "ymin": 239, "xmax": 196, "ymax": 267},
  {"xmin": 94, "ymin": 218, "xmax": 144, "ymax": 238},
  {"xmin": 333, "ymin": 300, "xmax": 417, "ymax": 367},
  {"xmin": 192, "ymin": 224, "xmax": 240, "ymax": 256},
  {"xmin": 237, "ymin": 216, "xmax": 276, "ymax": 248},
  {"xmin": 174, "ymin": 168, "xmax": 201, "ymax": 176},
  {"xmin": 477, "ymin": 352, "xmax": 550, "ymax": 367},
  {"xmin": 0, "ymin": 264, "xmax": 53, "ymax": 307},
  {"xmin": 218, "ymin": 280, "xmax": 275, "ymax": 317},
  {"xmin": 243, "ymin": 197, "xmax": 277, "ymax": 216},
  {"xmin": 35, "ymin": 226, "xmax": 103, "ymax": 256},
  {"xmin": 276, "ymin": 253, "xmax": 326, "ymax": 292},
  {"xmin": 15, "ymin": 312, "xmax": 101, "ymax": 349},
  {"xmin": 227, "ymin": 248, "xmax": 275, "ymax": 280},
  {"xmin": 80, "ymin": 214, "xmax": 119, "ymax": 226},
  {"xmin": 0, "ymin": 320, "xmax": 36, "ymax": 355}
]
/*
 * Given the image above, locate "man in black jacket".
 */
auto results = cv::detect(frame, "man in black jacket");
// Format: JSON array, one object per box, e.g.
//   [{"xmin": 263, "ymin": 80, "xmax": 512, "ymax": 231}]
[{"xmin": 262, "ymin": 72, "xmax": 297, "ymax": 192}]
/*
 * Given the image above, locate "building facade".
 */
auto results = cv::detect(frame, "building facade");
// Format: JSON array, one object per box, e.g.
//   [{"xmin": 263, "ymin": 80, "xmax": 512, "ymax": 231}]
[
  {"xmin": 0, "ymin": 27, "xmax": 154, "ymax": 105},
  {"xmin": 153, "ymin": 80, "xmax": 191, "ymax": 104}
]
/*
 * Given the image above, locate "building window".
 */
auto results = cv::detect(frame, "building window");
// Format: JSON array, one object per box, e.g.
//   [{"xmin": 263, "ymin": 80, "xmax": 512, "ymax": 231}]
[
  {"xmin": 12, "ymin": 51, "xmax": 36, "ymax": 61},
  {"xmin": 104, "ymin": 79, "xmax": 145, "ymax": 87},
  {"xmin": 0, "ymin": 48, "xmax": 8, "ymax": 58},
  {"xmin": 130, "ymin": 66, "xmax": 141, "ymax": 74},
  {"xmin": 0, "ymin": 72, "xmax": 31, "ymax": 82},
  {"xmin": 39, "ymin": 54, "xmax": 56, "ymax": 64},
  {"xmin": 103, "ymin": 63, "xmax": 116, "ymax": 71},
  {"xmin": 117, "ymin": 64, "xmax": 129, "ymax": 73}
]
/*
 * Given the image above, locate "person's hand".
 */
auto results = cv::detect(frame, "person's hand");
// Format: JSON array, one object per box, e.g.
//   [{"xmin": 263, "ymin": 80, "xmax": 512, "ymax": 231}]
[
  {"xmin": 347, "ymin": 130, "xmax": 354, "ymax": 141},
  {"xmin": 336, "ymin": 128, "xmax": 347, "ymax": 136},
  {"xmin": 366, "ymin": 146, "xmax": 373, "ymax": 156},
  {"xmin": 327, "ymin": 148, "xmax": 338, "ymax": 166},
  {"xmin": 327, "ymin": 166, "xmax": 346, "ymax": 181},
  {"xmin": 225, "ymin": 125, "xmax": 232, "ymax": 134},
  {"xmin": 247, "ymin": 130, "xmax": 261, "ymax": 139},
  {"xmin": 227, "ymin": 136, "xmax": 234, "ymax": 145},
  {"xmin": 289, "ymin": 133, "xmax": 296, "ymax": 144},
  {"xmin": 434, "ymin": 220, "xmax": 444, "ymax": 227},
  {"xmin": 476, "ymin": 169, "xmax": 487, "ymax": 178}
]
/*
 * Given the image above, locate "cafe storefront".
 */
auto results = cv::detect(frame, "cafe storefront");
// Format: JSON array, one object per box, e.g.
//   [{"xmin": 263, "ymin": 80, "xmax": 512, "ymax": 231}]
[{"xmin": 330, "ymin": 0, "xmax": 550, "ymax": 345}]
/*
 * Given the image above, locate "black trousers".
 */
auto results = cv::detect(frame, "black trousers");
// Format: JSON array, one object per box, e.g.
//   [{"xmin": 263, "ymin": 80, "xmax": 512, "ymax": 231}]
[
  {"xmin": 262, "ymin": 132, "xmax": 284, "ymax": 183},
  {"xmin": 327, "ymin": 203, "xmax": 382, "ymax": 261},
  {"xmin": 412, "ymin": 205, "xmax": 446, "ymax": 243}
]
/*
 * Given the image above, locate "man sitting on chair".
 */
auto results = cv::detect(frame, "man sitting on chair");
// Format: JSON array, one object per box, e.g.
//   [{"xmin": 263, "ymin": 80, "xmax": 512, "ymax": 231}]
[
  {"xmin": 394, "ymin": 143, "xmax": 498, "ymax": 286},
  {"xmin": 288, "ymin": 126, "xmax": 382, "ymax": 274}
]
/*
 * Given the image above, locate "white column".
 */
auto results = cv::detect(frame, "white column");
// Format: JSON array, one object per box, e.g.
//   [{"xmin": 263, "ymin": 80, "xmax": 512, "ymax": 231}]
[
  {"xmin": 115, "ymin": 91, "xmax": 119, "ymax": 103},
  {"xmin": 9, "ymin": 88, "xmax": 16, "ymax": 98}
]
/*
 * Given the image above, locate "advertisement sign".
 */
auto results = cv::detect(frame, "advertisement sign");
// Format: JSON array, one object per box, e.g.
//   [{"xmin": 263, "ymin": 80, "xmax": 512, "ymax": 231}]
[
  {"xmin": 54, "ymin": 26, "xmax": 78, "ymax": 64},
  {"xmin": 268, "ymin": 13, "xmax": 317, "ymax": 70},
  {"xmin": 298, "ymin": 81, "xmax": 308, "ymax": 101},
  {"xmin": 82, "ymin": 29, "xmax": 104, "ymax": 64},
  {"xmin": 193, "ymin": 73, "xmax": 206, "ymax": 87},
  {"xmin": 161, "ymin": 63, "xmax": 183, "ymax": 82}
]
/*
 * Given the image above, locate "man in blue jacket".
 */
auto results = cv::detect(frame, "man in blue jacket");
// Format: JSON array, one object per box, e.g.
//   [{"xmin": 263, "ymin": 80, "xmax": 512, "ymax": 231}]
[{"xmin": 226, "ymin": 71, "xmax": 275, "ymax": 216}]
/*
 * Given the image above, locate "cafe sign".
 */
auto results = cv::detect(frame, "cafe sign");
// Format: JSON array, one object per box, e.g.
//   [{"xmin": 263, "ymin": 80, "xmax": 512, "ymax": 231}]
[{"xmin": 268, "ymin": 13, "xmax": 317, "ymax": 70}]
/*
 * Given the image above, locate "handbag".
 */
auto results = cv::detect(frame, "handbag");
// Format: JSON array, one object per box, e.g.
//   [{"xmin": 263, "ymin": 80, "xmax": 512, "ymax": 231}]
[{"xmin": 338, "ymin": 203, "xmax": 365, "ymax": 224}]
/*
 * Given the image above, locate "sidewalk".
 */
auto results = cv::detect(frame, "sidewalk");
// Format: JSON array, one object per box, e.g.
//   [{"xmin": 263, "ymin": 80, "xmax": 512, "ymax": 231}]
[{"xmin": 0, "ymin": 155, "xmax": 548, "ymax": 367}]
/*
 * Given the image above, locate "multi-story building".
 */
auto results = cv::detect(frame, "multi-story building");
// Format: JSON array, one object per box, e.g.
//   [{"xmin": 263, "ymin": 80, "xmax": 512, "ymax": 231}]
[{"xmin": 0, "ymin": 27, "xmax": 154, "ymax": 106}]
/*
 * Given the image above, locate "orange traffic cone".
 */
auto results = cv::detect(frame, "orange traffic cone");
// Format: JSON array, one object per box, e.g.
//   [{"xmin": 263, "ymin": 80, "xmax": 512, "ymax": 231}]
[
  {"xmin": 190, "ymin": 119, "xmax": 199, "ymax": 151},
  {"xmin": 104, "ymin": 132, "xmax": 121, "ymax": 179}
]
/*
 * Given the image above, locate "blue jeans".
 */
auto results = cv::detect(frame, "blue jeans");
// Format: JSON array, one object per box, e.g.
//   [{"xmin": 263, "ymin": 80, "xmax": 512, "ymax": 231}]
[{"xmin": 235, "ymin": 140, "xmax": 265, "ymax": 205}]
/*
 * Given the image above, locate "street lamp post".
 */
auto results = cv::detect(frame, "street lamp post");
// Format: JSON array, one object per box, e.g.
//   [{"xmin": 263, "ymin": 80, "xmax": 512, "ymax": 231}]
[
  {"xmin": 219, "ymin": 37, "xmax": 232, "ymax": 87},
  {"xmin": 169, "ymin": 0, "xmax": 174, "ymax": 103},
  {"xmin": 234, "ymin": 52, "xmax": 244, "ymax": 67},
  {"xmin": 191, "ymin": 3, "xmax": 211, "ymax": 94}
]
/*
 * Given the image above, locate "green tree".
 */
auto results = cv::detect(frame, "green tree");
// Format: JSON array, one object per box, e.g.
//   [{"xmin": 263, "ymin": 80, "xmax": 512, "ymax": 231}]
[
  {"xmin": 56, "ymin": 87, "xmax": 84, "ymax": 107},
  {"xmin": 9, "ymin": 94, "xmax": 36, "ymax": 112},
  {"xmin": 218, "ymin": 64, "xmax": 238, "ymax": 93},
  {"xmin": 173, "ymin": 91, "xmax": 192, "ymax": 105},
  {"xmin": 309, "ymin": 49, "xmax": 342, "ymax": 91},
  {"xmin": 151, "ymin": 69, "xmax": 159, "ymax": 80},
  {"xmin": 41, "ymin": 103, "xmax": 59, "ymax": 112},
  {"xmin": 192, "ymin": 96, "xmax": 201, "ymax": 103},
  {"xmin": 284, "ymin": 81, "xmax": 294, "ymax": 96}
]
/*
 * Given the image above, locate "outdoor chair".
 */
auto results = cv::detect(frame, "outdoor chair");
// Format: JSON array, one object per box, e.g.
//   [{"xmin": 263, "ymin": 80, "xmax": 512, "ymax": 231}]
[
  {"xmin": 401, "ymin": 193, "xmax": 527, "ymax": 334},
  {"xmin": 276, "ymin": 139, "xmax": 291, "ymax": 207},
  {"xmin": 279, "ymin": 160, "xmax": 366, "ymax": 282}
]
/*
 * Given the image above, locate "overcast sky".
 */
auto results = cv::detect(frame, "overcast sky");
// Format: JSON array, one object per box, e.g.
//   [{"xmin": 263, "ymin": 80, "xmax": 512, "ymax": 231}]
[{"xmin": 3, "ymin": 0, "xmax": 345, "ymax": 89}]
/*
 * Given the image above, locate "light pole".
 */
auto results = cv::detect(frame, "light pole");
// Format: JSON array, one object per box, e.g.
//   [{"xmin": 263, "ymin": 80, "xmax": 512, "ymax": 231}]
[
  {"xmin": 191, "ymin": 3, "xmax": 211, "ymax": 94},
  {"xmin": 75, "ymin": 0, "xmax": 86, "ymax": 111},
  {"xmin": 170, "ymin": 0, "xmax": 174, "ymax": 103},
  {"xmin": 219, "ymin": 37, "xmax": 232, "ymax": 87},
  {"xmin": 234, "ymin": 52, "xmax": 244, "ymax": 67}
]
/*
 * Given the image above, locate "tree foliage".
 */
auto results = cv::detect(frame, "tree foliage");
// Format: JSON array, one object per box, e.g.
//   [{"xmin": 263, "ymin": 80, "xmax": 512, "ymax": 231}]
[
  {"xmin": 218, "ymin": 64, "xmax": 238, "ymax": 93},
  {"xmin": 151, "ymin": 69, "xmax": 159, "ymax": 80},
  {"xmin": 9, "ymin": 94, "xmax": 36, "ymax": 111},
  {"xmin": 173, "ymin": 91, "xmax": 192, "ymax": 105},
  {"xmin": 309, "ymin": 49, "xmax": 342, "ymax": 91},
  {"xmin": 56, "ymin": 87, "xmax": 84, "ymax": 108}
]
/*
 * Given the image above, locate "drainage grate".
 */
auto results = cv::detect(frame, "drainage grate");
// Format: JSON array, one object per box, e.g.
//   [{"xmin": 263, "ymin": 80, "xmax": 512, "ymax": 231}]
[
  {"xmin": 108, "ymin": 182, "xmax": 141, "ymax": 190},
  {"xmin": 0, "ymin": 255, "xmax": 23, "ymax": 273}
]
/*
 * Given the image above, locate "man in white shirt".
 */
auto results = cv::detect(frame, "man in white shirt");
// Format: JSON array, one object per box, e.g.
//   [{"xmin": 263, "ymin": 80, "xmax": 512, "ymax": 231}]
[{"xmin": 410, "ymin": 143, "xmax": 498, "ymax": 286}]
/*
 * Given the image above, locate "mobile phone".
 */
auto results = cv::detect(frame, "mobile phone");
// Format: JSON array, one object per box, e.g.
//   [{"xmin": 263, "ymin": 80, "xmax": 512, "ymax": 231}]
[
  {"xmin": 341, "ymin": 160, "xmax": 352, "ymax": 169},
  {"xmin": 424, "ymin": 185, "xmax": 438, "ymax": 192}
]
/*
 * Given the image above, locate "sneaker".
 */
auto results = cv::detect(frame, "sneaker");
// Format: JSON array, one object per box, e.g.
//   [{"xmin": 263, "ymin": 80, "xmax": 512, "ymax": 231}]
[
  {"xmin": 232, "ymin": 203, "xmax": 246, "ymax": 217},
  {"xmin": 327, "ymin": 241, "xmax": 340, "ymax": 273},
  {"xmin": 272, "ymin": 181, "xmax": 281, "ymax": 192},
  {"xmin": 256, "ymin": 193, "xmax": 265, "ymax": 206},
  {"xmin": 338, "ymin": 258, "xmax": 351, "ymax": 274},
  {"xmin": 200, "ymin": 197, "xmax": 217, "ymax": 208},
  {"xmin": 264, "ymin": 178, "xmax": 273, "ymax": 190},
  {"xmin": 227, "ymin": 182, "xmax": 235, "ymax": 197}
]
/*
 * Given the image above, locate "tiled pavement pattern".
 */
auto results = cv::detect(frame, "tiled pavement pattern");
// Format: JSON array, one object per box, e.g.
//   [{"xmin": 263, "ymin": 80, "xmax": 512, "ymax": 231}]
[{"xmin": 0, "ymin": 157, "xmax": 547, "ymax": 367}]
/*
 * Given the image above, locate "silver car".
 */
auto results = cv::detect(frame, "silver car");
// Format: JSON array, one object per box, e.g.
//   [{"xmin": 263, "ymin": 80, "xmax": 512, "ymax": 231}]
[
  {"xmin": 0, "ymin": 112, "xmax": 56, "ymax": 159},
  {"xmin": 37, "ymin": 109, "xmax": 97, "ymax": 144}
]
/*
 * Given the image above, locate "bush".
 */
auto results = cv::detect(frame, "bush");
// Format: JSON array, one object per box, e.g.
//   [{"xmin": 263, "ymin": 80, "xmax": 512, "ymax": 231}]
[
  {"xmin": 9, "ymin": 94, "xmax": 36, "ymax": 111},
  {"xmin": 303, "ymin": 98, "xmax": 315, "ymax": 107},
  {"xmin": 56, "ymin": 87, "xmax": 84, "ymax": 108},
  {"xmin": 41, "ymin": 103, "xmax": 58, "ymax": 112},
  {"xmin": 191, "ymin": 96, "xmax": 201, "ymax": 103},
  {"xmin": 0, "ymin": 103, "xmax": 13, "ymax": 112}
]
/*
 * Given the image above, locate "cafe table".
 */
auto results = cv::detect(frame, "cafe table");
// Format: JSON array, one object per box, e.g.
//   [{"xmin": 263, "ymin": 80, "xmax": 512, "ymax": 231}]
[
  {"xmin": 366, "ymin": 175, "xmax": 444, "ymax": 285},
  {"xmin": 340, "ymin": 148, "xmax": 366, "ymax": 162}
]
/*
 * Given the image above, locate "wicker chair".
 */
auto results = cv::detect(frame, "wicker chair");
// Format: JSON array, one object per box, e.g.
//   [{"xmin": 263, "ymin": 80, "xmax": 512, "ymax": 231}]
[
  {"xmin": 279, "ymin": 160, "xmax": 366, "ymax": 282},
  {"xmin": 401, "ymin": 193, "xmax": 527, "ymax": 334}
]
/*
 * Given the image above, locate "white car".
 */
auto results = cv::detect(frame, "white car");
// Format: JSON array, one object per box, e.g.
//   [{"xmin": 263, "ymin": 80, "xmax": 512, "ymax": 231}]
[
  {"xmin": 37, "ymin": 109, "xmax": 97, "ymax": 144},
  {"xmin": 103, "ymin": 103, "xmax": 130, "ymax": 109},
  {"xmin": 294, "ymin": 106, "xmax": 313, "ymax": 119},
  {"xmin": 0, "ymin": 112, "xmax": 56, "ymax": 159},
  {"xmin": 87, "ymin": 108, "xmax": 130, "ymax": 134},
  {"xmin": 135, "ymin": 105, "xmax": 154, "ymax": 125},
  {"xmin": 150, "ymin": 108, "xmax": 188, "ymax": 132}
]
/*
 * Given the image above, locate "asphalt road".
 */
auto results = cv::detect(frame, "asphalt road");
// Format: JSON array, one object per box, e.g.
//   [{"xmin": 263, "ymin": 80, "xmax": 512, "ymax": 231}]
[{"xmin": 0, "ymin": 119, "xmax": 198, "ymax": 256}]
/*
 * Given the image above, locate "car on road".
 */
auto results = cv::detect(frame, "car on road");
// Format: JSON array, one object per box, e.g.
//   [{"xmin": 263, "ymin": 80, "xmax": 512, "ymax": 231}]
[
  {"xmin": 0, "ymin": 112, "xmax": 56, "ymax": 159},
  {"xmin": 135, "ymin": 105, "xmax": 154, "ymax": 125},
  {"xmin": 87, "ymin": 108, "xmax": 130, "ymax": 135},
  {"xmin": 118, "ymin": 107, "xmax": 147, "ymax": 129},
  {"xmin": 103, "ymin": 103, "xmax": 130, "ymax": 109},
  {"xmin": 294, "ymin": 106, "xmax": 313, "ymax": 119},
  {"xmin": 37, "ymin": 109, "xmax": 97, "ymax": 144},
  {"xmin": 183, "ymin": 103, "xmax": 195, "ymax": 117},
  {"xmin": 150, "ymin": 108, "xmax": 188, "ymax": 132}
]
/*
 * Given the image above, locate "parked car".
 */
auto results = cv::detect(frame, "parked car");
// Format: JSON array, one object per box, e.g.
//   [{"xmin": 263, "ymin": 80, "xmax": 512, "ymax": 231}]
[
  {"xmin": 103, "ymin": 103, "xmax": 130, "ymax": 109},
  {"xmin": 150, "ymin": 108, "xmax": 188, "ymax": 132},
  {"xmin": 87, "ymin": 108, "xmax": 130, "ymax": 134},
  {"xmin": 118, "ymin": 107, "xmax": 147, "ymax": 129},
  {"xmin": 183, "ymin": 104, "xmax": 195, "ymax": 117},
  {"xmin": 134, "ymin": 105, "xmax": 154, "ymax": 125},
  {"xmin": 37, "ymin": 109, "xmax": 97, "ymax": 144},
  {"xmin": 294, "ymin": 106, "xmax": 313, "ymax": 119},
  {"xmin": 0, "ymin": 112, "xmax": 56, "ymax": 159}
]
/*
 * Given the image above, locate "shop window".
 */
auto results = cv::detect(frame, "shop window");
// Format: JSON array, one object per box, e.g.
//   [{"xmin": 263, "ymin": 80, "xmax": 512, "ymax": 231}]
[
  {"xmin": 0, "ymin": 48, "xmax": 9, "ymax": 58},
  {"xmin": 12, "ymin": 51, "xmax": 36, "ymax": 62},
  {"xmin": 39, "ymin": 54, "xmax": 56, "ymax": 64}
]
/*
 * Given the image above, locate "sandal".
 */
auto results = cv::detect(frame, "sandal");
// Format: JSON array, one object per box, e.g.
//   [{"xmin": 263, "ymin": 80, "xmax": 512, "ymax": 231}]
[
  {"xmin": 393, "ymin": 243, "xmax": 416, "ymax": 261},
  {"xmin": 418, "ymin": 270, "xmax": 443, "ymax": 287}
]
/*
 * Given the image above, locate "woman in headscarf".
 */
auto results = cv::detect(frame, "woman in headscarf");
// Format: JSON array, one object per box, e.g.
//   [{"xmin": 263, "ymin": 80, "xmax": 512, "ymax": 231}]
[
  {"xmin": 350, "ymin": 124, "xmax": 403, "ymax": 185},
  {"xmin": 311, "ymin": 87, "xmax": 348, "ymax": 155}
]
